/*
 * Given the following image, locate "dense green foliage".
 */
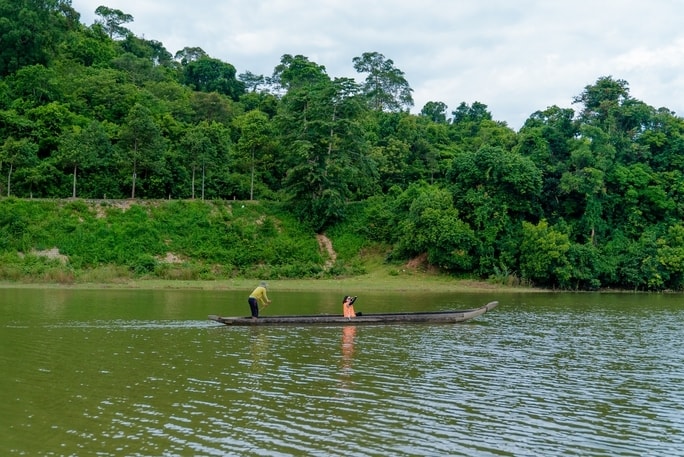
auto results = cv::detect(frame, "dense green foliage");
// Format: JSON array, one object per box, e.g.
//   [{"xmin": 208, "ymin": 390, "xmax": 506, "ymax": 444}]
[
  {"xmin": 0, "ymin": 198, "xmax": 325, "ymax": 281},
  {"xmin": 1, "ymin": 1, "xmax": 684, "ymax": 290}
]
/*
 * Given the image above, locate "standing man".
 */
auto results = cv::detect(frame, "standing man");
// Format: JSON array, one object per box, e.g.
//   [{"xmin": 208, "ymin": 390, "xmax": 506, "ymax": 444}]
[{"xmin": 248, "ymin": 281, "xmax": 271, "ymax": 319}]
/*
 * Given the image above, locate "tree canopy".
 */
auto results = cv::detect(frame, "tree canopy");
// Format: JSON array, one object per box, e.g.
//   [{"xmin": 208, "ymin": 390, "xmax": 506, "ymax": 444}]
[{"xmin": 2, "ymin": 2, "xmax": 684, "ymax": 291}]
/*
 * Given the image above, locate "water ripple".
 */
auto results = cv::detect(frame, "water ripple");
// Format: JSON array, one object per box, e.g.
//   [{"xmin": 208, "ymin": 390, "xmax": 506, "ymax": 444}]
[{"xmin": 4, "ymin": 297, "xmax": 684, "ymax": 456}]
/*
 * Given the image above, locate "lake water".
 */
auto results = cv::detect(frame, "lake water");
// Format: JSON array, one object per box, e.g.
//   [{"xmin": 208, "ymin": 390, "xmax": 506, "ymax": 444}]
[{"xmin": 1, "ymin": 288, "xmax": 683, "ymax": 456}]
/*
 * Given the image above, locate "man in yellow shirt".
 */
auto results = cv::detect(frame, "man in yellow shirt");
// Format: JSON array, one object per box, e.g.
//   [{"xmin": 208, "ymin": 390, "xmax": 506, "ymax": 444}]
[{"xmin": 248, "ymin": 281, "xmax": 271, "ymax": 319}]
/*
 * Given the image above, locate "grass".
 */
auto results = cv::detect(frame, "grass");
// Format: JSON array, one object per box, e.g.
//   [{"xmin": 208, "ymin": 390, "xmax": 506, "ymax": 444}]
[{"xmin": 0, "ymin": 260, "xmax": 542, "ymax": 293}]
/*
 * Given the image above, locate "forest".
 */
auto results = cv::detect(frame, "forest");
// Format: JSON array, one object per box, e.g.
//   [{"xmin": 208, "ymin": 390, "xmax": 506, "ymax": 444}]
[{"xmin": 1, "ymin": 1, "xmax": 684, "ymax": 291}]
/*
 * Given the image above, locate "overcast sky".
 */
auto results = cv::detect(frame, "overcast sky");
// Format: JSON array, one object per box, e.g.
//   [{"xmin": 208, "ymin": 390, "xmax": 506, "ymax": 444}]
[{"xmin": 70, "ymin": 0, "xmax": 684, "ymax": 129}]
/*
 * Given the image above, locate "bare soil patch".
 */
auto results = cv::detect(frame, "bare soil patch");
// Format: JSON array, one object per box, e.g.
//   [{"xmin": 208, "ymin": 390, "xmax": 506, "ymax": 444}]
[
  {"xmin": 316, "ymin": 233, "xmax": 337, "ymax": 270},
  {"xmin": 26, "ymin": 248, "xmax": 69, "ymax": 264}
]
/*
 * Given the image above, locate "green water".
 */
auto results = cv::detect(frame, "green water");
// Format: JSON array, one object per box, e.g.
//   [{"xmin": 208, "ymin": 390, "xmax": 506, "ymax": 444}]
[{"xmin": 1, "ymin": 288, "xmax": 682, "ymax": 456}]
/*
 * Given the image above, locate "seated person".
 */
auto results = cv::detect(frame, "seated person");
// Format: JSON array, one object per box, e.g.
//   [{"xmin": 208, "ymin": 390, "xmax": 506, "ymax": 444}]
[{"xmin": 342, "ymin": 295, "xmax": 357, "ymax": 318}]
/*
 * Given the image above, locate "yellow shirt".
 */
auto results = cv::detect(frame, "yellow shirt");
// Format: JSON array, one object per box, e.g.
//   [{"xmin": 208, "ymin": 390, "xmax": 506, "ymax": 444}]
[{"xmin": 249, "ymin": 286, "xmax": 270, "ymax": 306}]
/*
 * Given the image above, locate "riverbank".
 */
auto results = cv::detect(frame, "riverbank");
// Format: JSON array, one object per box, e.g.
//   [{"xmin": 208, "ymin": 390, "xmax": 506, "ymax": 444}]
[{"xmin": 0, "ymin": 269, "xmax": 540, "ymax": 293}]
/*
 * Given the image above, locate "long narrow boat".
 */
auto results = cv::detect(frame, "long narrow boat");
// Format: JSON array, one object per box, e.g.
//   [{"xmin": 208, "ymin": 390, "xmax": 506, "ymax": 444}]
[{"xmin": 208, "ymin": 301, "xmax": 498, "ymax": 326}]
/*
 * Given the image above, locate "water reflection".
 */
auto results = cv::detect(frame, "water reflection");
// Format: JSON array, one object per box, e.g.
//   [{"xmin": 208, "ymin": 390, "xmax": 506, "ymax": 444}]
[
  {"xmin": 339, "ymin": 326, "xmax": 356, "ymax": 391},
  {"xmin": 248, "ymin": 327, "xmax": 270, "ymax": 372}
]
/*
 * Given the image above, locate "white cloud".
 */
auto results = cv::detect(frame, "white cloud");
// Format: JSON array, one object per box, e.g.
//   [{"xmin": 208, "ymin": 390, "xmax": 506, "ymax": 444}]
[{"xmin": 71, "ymin": 0, "xmax": 684, "ymax": 129}]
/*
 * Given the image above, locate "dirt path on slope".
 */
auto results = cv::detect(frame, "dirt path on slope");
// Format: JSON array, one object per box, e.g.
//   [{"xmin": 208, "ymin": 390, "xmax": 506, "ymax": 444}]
[{"xmin": 316, "ymin": 234, "xmax": 337, "ymax": 270}]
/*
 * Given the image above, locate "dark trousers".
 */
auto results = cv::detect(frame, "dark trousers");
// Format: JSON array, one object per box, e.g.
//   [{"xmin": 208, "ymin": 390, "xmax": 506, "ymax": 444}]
[{"xmin": 248, "ymin": 297, "xmax": 259, "ymax": 317}]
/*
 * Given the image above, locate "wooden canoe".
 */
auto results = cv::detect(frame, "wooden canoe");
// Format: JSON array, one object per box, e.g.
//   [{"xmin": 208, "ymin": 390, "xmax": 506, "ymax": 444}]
[{"xmin": 208, "ymin": 301, "xmax": 498, "ymax": 326}]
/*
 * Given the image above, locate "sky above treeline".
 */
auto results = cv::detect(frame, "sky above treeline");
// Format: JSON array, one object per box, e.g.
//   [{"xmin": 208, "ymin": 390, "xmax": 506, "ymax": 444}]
[{"xmin": 71, "ymin": 0, "xmax": 684, "ymax": 129}]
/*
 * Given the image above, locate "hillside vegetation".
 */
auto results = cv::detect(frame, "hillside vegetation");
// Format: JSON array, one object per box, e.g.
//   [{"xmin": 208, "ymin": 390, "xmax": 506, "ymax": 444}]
[
  {"xmin": 0, "ymin": 198, "xmax": 359, "ymax": 283},
  {"xmin": 2, "ymin": 3, "xmax": 684, "ymax": 290}
]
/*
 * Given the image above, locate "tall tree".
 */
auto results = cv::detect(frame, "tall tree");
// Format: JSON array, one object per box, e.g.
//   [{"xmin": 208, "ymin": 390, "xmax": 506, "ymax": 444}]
[
  {"xmin": 182, "ymin": 56, "xmax": 245, "ymax": 100},
  {"xmin": 573, "ymin": 76, "xmax": 630, "ymax": 130},
  {"xmin": 174, "ymin": 47, "xmax": 207, "ymax": 66},
  {"xmin": 451, "ymin": 101, "xmax": 492, "ymax": 124},
  {"xmin": 94, "ymin": 5, "xmax": 133, "ymax": 39},
  {"xmin": 448, "ymin": 102, "xmax": 515, "ymax": 153},
  {"xmin": 352, "ymin": 51, "xmax": 413, "ymax": 112},
  {"xmin": 271, "ymin": 54, "xmax": 328, "ymax": 92},
  {"xmin": 420, "ymin": 101, "xmax": 448, "ymax": 123},
  {"xmin": 558, "ymin": 129, "xmax": 611, "ymax": 245},
  {"xmin": 239, "ymin": 71, "xmax": 266, "ymax": 93},
  {"xmin": 180, "ymin": 121, "xmax": 219, "ymax": 200},
  {"xmin": 117, "ymin": 103, "xmax": 164, "ymax": 198},
  {"xmin": 516, "ymin": 106, "xmax": 579, "ymax": 221},
  {"xmin": 638, "ymin": 107, "xmax": 684, "ymax": 172},
  {"xmin": 233, "ymin": 110, "xmax": 276, "ymax": 200},
  {"xmin": 0, "ymin": 136, "xmax": 39, "ymax": 196},
  {"xmin": 56, "ymin": 120, "xmax": 109, "ymax": 198},
  {"xmin": 276, "ymin": 74, "xmax": 371, "ymax": 230},
  {"xmin": 573, "ymin": 76, "xmax": 649, "ymax": 166}
]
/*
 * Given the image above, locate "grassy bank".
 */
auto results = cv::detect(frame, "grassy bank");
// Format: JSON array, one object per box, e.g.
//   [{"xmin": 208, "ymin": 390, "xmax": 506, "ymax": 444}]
[
  {"xmin": 2, "ymin": 198, "xmax": 542, "ymax": 292},
  {"xmin": 0, "ymin": 263, "xmax": 541, "ymax": 293}
]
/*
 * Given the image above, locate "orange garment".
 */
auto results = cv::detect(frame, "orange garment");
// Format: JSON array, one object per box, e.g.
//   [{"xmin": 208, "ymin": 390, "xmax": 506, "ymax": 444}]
[
  {"xmin": 343, "ymin": 296, "xmax": 356, "ymax": 318},
  {"xmin": 341, "ymin": 326, "xmax": 356, "ymax": 366}
]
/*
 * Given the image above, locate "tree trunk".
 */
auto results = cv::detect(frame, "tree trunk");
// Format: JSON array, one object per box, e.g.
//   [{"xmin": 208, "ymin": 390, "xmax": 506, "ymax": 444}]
[
  {"xmin": 250, "ymin": 148, "xmax": 255, "ymax": 200},
  {"xmin": 131, "ymin": 141, "xmax": 138, "ymax": 198},
  {"xmin": 201, "ymin": 161, "xmax": 205, "ymax": 201},
  {"xmin": 191, "ymin": 165, "xmax": 196, "ymax": 199},
  {"xmin": 7, "ymin": 163, "xmax": 12, "ymax": 196},
  {"xmin": 131, "ymin": 159, "xmax": 137, "ymax": 199},
  {"xmin": 72, "ymin": 164, "xmax": 77, "ymax": 198}
]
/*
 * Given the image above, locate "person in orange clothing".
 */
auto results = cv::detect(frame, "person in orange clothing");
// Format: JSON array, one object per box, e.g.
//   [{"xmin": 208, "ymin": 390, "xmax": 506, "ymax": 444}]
[
  {"xmin": 342, "ymin": 295, "xmax": 357, "ymax": 318},
  {"xmin": 248, "ymin": 281, "xmax": 271, "ymax": 319}
]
